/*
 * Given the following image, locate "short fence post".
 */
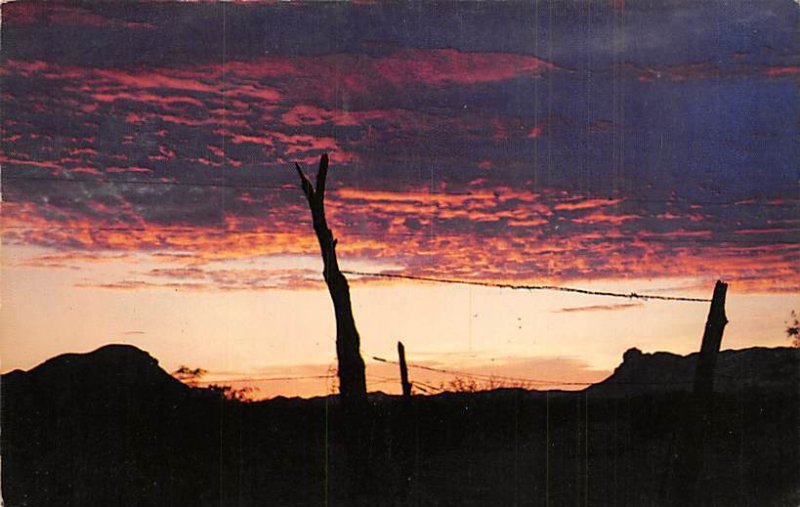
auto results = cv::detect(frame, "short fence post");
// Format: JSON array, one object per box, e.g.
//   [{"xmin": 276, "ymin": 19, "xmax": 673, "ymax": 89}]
[
  {"xmin": 398, "ymin": 341, "xmax": 412, "ymax": 398},
  {"xmin": 394, "ymin": 341, "xmax": 414, "ymax": 497}
]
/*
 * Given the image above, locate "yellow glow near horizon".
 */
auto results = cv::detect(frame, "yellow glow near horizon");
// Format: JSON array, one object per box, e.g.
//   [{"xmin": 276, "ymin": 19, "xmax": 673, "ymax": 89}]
[{"xmin": 2, "ymin": 245, "xmax": 796, "ymax": 398}]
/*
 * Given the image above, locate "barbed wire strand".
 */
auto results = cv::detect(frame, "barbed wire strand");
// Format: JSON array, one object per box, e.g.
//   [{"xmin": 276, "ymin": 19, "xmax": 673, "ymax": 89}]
[
  {"xmin": 344, "ymin": 270, "xmax": 712, "ymax": 303},
  {"xmin": 372, "ymin": 356, "xmax": 593, "ymax": 386},
  {"xmin": 183, "ymin": 353, "xmax": 737, "ymax": 390},
  {"xmin": 193, "ymin": 374, "xmax": 335, "ymax": 384},
  {"xmin": 371, "ymin": 356, "xmax": 738, "ymax": 386}
]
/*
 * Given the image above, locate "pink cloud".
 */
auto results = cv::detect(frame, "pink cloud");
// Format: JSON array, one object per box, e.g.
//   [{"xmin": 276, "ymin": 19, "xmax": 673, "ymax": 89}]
[
  {"xmin": 554, "ymin": 198, "xmax": 621, "ymax": 211},
  {"xmin": 194, "ymin": 49, "xmax": 557, "ymax": 104},
  {"xmin": 94, "ymin": 92, "xmax": 205, "ymax": 108},
  {"xmin": 106, "ymin": 166, "xmax": 153, "ymax": 174},
  {"xmin": 765, "ymin": 66, "xmax": 800, "ymax": 78},
  {"xmin": 373, "ymin": 49, "xmax": 556, "ymax": 87},
  {"xmin": 93, "ymin": 70, "xmax": 219, "ymax": 94},
  {"xmin": 4, "ymin": 4, "xmax": 155, "ymax": 30},
  {"xmin": 229, "ymin": 134, "xmax": 275, "ymax": 147},
  {"xmin": 527, "ymin": 124, "xmax": 545, "ymax": 139}
]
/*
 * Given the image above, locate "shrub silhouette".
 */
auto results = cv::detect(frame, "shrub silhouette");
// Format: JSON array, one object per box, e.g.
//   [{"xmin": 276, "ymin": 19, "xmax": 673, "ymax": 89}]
[
  {"xmin": 787, "ymin": 310, "xmax": 800, "ymax": 347},
  {"xmin": 172, "ymin": 365, "xmax": 255, "ymax": 400}
]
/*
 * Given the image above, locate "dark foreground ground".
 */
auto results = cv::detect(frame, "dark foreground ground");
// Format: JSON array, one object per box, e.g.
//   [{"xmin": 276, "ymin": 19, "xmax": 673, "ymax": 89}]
[{"xmin": 3, "ymin": 345, "xmax": 798, "ymax": 506}]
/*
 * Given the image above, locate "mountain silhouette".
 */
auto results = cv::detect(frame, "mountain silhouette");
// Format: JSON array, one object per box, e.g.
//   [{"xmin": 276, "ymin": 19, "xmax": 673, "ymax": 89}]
[
  {"xmin": 591, "ymin": 346, "xmax": 799, "ymax": 396},
  {"xmin": 2, "ymin": 345, "xmax": 218, "ymax": 507},
  {"xmin": 3, "ymin": 344, "xmax": 189, "ymax": 410}
]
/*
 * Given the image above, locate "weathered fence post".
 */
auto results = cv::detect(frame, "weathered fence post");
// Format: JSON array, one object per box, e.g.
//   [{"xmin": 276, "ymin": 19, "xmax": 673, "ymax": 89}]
[
  {"xmin": 395, "ymin": 341, "xmax": 414, "ymax": 498},
  {"xmin": 668, "ymin": 280, "xmax": 729, "ymax": 505},
  {"xmin": 398, "ymin": 341, "xmax": 412, "ymax": 398},
  {"xmin": 693, "ymin": 280, "xmax": 729, "ymax": 396}
]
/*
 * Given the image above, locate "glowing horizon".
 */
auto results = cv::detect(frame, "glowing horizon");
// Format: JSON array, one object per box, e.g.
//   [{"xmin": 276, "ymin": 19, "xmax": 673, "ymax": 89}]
[{"xmin": 3, "ymin": 245, "xmax": 795, "ymax": 398}]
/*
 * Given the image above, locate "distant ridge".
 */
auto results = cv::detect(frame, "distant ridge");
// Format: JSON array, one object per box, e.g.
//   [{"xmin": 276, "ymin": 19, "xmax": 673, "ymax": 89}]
[
  {"xmin": 590, "ymin": 346, "xmax": 799, "ymax": 397},
  {"xmin": 4, "ymin": 344, "xmax": 797, "ymax": 402}
]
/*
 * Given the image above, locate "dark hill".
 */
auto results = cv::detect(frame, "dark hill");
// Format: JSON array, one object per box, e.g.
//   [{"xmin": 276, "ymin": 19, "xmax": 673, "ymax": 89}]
[
  {"xmin": 3, "ymin": 344, "xmax": 799, "ymax": 506},
  {"xmin": 590, "ymin": 346, "xmax": 799, "ymax": 397},
  {"xmin": 2, "ymin": 345, "xmax": 219, "ymax": 507},
  {"xmin": 4, "ymin": 344, "xmax": 189, "ymax": 410}
]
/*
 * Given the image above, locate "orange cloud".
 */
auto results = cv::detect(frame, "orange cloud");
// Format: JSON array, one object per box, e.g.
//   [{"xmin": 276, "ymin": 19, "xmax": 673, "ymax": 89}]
[{"xmin": 3, "ymin": 171, "xmax": 797, "ymax": 294}]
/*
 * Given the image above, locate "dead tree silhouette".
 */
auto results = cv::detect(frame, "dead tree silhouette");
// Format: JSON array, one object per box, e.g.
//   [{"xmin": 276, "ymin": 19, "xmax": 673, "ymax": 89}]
[
  {"xmin": 294, "ymin": 154, "xmax": 367, "ymax": 404},
  {"xmin": 294, "ymin": 154, "xmax": 377, "ymax": 502}
]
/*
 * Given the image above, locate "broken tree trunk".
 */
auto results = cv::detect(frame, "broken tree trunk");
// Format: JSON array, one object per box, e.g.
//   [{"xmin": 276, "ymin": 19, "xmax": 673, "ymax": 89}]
[
  {"xmin": 397, "ymin": 341, "xmax": 412, "ymax": 398},
  {"xmin": 295, "ymin": 154, "xmax": 367, "ymax": 405}
]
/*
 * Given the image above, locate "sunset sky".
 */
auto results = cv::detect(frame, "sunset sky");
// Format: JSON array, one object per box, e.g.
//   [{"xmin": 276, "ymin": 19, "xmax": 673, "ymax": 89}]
[{"xmin": 2, "ymin": 0, "xmax": 798, "ymax": 398}]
